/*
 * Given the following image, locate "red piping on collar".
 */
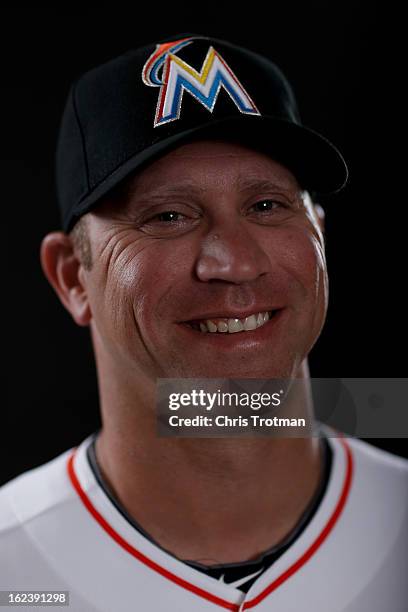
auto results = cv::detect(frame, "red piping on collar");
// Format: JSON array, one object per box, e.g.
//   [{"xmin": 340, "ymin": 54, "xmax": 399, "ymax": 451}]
[{"xmin": 67, "ymin": 435, "xmax": 353, "ymax": 611}]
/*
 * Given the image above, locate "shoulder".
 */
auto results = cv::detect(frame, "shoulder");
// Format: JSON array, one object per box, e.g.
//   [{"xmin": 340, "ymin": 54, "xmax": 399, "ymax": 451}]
[
  {"xmin": 0, "ymin": 447, "xmax": 76, "ymax": 534},
  {"xmin": 325, "ymin": 432, "xmax": 408, "ymax": 531},
  {"xmin": 0, "ymin": 443, "xmax": 81, "ymax": 587},
  {"xmin": 332, "ymin": 435, "xmax": 408, "ymax": 532},
  {"xmin": 346, "ymin": 436, "xmax": 408, "ymax": 482}
]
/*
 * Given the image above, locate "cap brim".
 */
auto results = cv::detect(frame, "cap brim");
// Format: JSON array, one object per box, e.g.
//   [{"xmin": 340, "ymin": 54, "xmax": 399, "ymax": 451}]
[{"xmin": 69, "ymin": 115, "xmax": 348, "ymax": 230}]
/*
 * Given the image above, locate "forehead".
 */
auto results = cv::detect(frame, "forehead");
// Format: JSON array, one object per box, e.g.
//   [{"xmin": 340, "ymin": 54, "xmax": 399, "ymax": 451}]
[{"xmin": 124, "ymin": 139, "xmax": 301, "ymax": 195}]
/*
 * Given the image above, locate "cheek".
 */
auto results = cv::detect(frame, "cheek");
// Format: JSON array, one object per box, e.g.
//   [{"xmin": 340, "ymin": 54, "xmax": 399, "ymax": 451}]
[
  {"xmin": 270, "ymin": 227, "xmax": 328, "ymax": 310},
  {"xmin": 86, "ymin": 237, "xmax": 151, "ymax": 341},
  {"xmin": 132, "ymin": 246, "xmax": 189, "ymax": 322},
  {"xmin": 89, "ymin": 263, "xmax": 137, "ymax": 343},
  {"xmin": 99, "ymin": 238, "xmax": 193, "ymax": 336},
  {"xmin": 265, "ymin": 227, "xmax": 328, "ymax": 359}
]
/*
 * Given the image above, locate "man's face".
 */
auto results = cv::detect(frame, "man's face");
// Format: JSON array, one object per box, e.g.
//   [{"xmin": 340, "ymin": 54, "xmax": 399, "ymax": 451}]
[{"xmin": 83, "ymin": 140, "xmax": 328, "ymax": 380}]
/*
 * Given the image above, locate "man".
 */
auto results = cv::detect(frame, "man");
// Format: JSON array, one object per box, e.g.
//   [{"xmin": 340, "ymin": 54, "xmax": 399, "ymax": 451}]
[{"xmin": 1, "ymin": 35, "xmax": 407, "ymax": 611}]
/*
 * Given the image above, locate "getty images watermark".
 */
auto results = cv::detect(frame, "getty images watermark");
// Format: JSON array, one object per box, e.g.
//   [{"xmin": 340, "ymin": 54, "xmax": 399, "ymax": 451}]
[
  {"xmin": 156, "ymin": 378, "xmax": 408, "ymax": 438},
  {"xmin": 167, "ymin": 386, "xmax": 297, "ymax": 430},
  {"xmin": 157, "ymin": 379, "xmax": 312, "ymax": 438}
]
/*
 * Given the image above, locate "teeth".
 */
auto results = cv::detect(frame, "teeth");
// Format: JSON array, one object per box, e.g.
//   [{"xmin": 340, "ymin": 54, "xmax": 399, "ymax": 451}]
[
  {"xmin": 228, "ymin": 319, "xmax": 244, "ymax": 333},
  {"xmin": 244, "ymin": 314, "xmax": 258, "ymax": 330},
  {"xmin": 217, "ymin": 321, "xmax": 229, "ymax": 333},
  {"xmin": 194, "ymin": 311, "xmax": 273, "ymax": 334},
  {"xmin": 207, "ymin": 320, "xmax": 218, "ymax": 333}
]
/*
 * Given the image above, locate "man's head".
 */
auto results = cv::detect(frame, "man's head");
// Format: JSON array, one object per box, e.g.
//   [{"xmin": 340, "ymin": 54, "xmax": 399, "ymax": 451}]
[
  {"xmin": 41, "ymin": 138, "xmax": 327, "ymax": 382},
  {"xmin": 41, "ymin": 34, "xmax": 346, "ymax": 385}
]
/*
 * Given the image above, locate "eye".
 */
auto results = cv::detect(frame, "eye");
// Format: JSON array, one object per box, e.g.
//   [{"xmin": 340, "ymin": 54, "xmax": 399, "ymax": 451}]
[
  {"xmin": 152, "ymin": 211, "xmax": 185, "ymax": 223},
  {"xmin": 250, "ymin": 199, "xmax": 287, "ymax": 213},
  {"xmin": 139, "ymin": 208, "xmax": 199, "ymax": 235}
]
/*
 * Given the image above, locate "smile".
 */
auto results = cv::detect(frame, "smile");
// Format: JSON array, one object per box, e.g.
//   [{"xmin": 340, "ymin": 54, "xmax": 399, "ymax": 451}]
[{"xmin": 186, "ymin": 311, "xmax": 274, "ymax": 334}]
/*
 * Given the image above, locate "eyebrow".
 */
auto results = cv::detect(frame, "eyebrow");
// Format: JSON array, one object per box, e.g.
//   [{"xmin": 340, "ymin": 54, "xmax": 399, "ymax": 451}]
[
  {"xmin": 131, "ymin": 177, "xmax": 297, "ymax": 202},
  {"xmin": 236, "ymin": 177, "xmax": 298, "ymax": 193},
  {"xmin": 123, "ymin": 182, "xmax": 205, "ymax": 204}
]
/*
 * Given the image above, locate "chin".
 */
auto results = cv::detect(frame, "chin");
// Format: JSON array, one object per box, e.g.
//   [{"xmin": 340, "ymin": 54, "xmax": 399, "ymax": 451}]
[{"xmin": 173, "ymin": 359, "xmax": 300, "ymax": 380}]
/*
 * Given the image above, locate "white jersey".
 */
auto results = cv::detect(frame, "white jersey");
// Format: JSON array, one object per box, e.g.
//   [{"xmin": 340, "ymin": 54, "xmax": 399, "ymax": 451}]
[{"xmin": 1, "ymin": 433, "xmax": 407, "ymax": 612}]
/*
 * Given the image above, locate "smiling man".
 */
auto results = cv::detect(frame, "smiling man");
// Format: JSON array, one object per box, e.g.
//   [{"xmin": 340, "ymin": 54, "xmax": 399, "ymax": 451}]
[{"xmin": 1, "ymin": 35, "xmax": 407, "ymax": 612}]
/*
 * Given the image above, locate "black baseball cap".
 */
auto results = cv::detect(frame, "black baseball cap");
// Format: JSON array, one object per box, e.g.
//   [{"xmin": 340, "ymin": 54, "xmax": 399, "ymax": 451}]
[{"xmin": 56, "ymin": 34, "xmax": 348, "ymax": 232}]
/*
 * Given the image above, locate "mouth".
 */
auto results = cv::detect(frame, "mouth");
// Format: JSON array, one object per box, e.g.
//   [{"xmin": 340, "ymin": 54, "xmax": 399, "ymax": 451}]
[{"xmin": 183, "ymin": 310, "xmax": 279, "ymax": 334}]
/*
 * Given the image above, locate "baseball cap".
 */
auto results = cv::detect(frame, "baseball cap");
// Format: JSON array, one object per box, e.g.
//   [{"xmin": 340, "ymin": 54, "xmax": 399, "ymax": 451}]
[{"xmin": 56, "ymin": 34, "xmax": 348, "ymax": 232}]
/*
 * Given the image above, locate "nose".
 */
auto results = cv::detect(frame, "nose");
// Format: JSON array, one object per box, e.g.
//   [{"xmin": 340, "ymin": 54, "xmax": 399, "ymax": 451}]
[{"xmin": 195, "ymin": 222, "xmax": 271, "ymax": 284}]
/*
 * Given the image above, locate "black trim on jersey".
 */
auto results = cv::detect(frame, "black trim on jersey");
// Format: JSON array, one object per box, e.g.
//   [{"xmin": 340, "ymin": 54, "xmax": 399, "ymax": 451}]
[
  {"xmin": 87, "ymin": 432, "xmax": 332, "ymax": 593},
  {"xmin": 186, "ymin": 436, "xmax": 332, "ymax": 592}
]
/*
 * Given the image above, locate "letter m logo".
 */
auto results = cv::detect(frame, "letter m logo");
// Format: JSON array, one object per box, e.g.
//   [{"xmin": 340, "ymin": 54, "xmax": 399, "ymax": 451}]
[{"xmin": 142, "ymin": 39, "xmax": 261, "ymax": 127}]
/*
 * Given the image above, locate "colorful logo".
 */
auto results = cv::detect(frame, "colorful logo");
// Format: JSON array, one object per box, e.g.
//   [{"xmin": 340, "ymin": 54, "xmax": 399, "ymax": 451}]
[{"xmin": 142, "ymin": 37, "xmax": 261, "ymax": 127}]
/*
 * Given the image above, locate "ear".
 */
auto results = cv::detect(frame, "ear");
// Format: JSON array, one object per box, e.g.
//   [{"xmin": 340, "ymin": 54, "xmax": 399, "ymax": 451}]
[
  {"xmin": 314, "ymin": 203, "xmax": 325, "ymax": 234},
  {"xmin": 40, "ymin": 232, "xmax": 92, "ymax": 326}
]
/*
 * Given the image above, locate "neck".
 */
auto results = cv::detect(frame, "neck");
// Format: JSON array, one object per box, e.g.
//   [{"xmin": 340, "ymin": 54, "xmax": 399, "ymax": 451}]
[{"xmin": 94, "ymin": 360, "xmax": 323, "ymax": 565}]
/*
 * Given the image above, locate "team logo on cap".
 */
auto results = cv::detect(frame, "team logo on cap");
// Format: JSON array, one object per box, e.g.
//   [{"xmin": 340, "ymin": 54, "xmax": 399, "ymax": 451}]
[{"xmin": 142, "ymin": 38, "xmax": 260, "ymax": 127}]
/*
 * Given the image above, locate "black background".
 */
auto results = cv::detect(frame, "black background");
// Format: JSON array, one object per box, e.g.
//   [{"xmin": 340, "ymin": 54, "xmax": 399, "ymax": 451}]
[{"xmin": 4, "ymin": 3, "xmax": 406, "ymax": 485}]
